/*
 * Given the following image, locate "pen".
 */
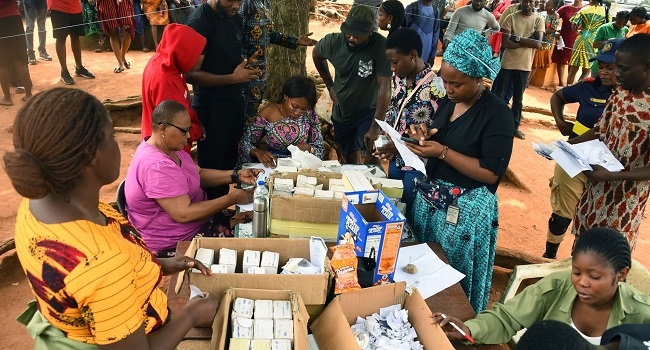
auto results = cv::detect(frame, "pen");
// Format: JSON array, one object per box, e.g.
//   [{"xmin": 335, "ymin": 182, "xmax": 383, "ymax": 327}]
[{"xmin": 440, "ymin": 313, "xmax": 475, "ymax": 344}]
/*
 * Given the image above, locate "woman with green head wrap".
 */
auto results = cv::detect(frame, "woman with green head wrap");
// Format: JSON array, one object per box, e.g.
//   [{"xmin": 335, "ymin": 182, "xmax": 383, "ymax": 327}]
[{"xmin": 405, "ymin": 29, "xmax": 515, "ymax": 313}]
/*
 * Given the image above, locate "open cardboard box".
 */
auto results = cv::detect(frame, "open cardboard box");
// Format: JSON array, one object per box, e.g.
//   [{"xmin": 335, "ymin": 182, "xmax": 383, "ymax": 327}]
[
  {"xmin": 211, "ymin": 288, "xmax": 310, "ymax": 350},
  {"xmin": 177, "ymin": 237, "xmax": 332, "ymax": 318},
  {"xmin": 310, "ymin": 282, "xmax": 454, "ymax": 350},
  {"xmin": 268, "ymin": 169, "xmax": 344, "ymax": 241},
  {"xmin": 339, "ymin": 190, "xmax": 404, "ymax": 285}
]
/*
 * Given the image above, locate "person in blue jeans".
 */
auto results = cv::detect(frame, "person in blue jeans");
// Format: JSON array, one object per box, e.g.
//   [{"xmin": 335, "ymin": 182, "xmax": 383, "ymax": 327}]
[{"xmin": 20, "ymin": 0, "xmax": 52, "ymax": 64}]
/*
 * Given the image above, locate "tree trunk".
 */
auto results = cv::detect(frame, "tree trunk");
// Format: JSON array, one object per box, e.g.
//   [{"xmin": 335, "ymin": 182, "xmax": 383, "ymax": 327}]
[{"xmin": 265, "ymin": 0, "xmax": 311, "ymax": 102}]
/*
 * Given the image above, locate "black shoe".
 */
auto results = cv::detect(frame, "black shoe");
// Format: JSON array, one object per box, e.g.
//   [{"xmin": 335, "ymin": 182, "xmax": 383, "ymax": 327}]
[
  {"xmin": 542, "ymin": 242, "xmax": 560, "ymax": 259},
  {"xmin": 39, "ymin": 50, "xmax": 52, "ymax": 61},
  {"xmin": 75, "ymin": 66, "xmax": 95, "ymax": 79},
  {"xmin": 61, "ymin": 70, "xmax": 75, "ymax": 85},
  {"xmin": 28, "ymin": 51, "xmax": 37, "ymax": 65},
  {"xmin": 514, "ymin": 129, "xmax": 526, "ymax": 140}
]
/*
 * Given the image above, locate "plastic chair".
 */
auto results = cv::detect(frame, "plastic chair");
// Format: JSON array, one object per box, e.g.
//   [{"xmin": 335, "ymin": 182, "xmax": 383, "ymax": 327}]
[
  {"xmin": 501, "ymin": 257, "xmax": 650, "ymax": 348},
  {"xmin": 116, "ymin": 180, "xmax": 127, "ymax": 218}
]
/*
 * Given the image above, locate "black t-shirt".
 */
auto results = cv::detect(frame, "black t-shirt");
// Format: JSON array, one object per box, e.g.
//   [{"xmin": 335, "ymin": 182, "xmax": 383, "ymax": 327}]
[
  {"xmin": 186, "ymin": 3, "xmax": 243, "ymax": 105},
  {"xmin": 425, "ymin": 90, "xmax": 514, "ymax": 193}
]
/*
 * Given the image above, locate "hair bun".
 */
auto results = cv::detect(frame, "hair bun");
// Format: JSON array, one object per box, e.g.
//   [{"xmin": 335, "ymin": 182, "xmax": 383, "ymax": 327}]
[{"xmin": 3, "ymin": 149, "xmax": 52, "ymax": 199}]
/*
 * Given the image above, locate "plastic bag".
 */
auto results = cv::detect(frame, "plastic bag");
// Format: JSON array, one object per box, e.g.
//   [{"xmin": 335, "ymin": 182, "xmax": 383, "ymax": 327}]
[
  {"xmin": 331, "ymin": 244, "xmax": 362, "ymax": 294},
  {"xmin": 288, "ymin": 144, "xmax": 322, "ymax": 169}
]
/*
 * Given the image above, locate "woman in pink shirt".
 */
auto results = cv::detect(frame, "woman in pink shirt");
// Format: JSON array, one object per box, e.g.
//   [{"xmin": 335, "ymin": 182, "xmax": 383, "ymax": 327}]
[{"xmin": 125, "ymin": 100, "xmax": 260, "ymax": 257}]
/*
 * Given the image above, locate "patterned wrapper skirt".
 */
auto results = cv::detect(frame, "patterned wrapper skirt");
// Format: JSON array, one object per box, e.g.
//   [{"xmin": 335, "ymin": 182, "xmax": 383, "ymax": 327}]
[{"xmin": 411, "ymin": 179, "xmax": 499, "ymax": 313}]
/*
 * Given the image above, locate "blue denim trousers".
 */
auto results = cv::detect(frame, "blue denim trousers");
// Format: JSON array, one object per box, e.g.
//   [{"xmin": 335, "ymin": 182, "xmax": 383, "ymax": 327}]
[{"xmin": 24, "ymin": 0, "xmax": 47, "ymax": 53}]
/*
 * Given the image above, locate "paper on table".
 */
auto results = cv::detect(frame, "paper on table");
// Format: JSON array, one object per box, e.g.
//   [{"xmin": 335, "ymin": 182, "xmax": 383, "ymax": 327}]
[
  {"xmin": 374, "ymin": 119, "xmax": 427, "ymax": 175},
  {"xmin": 393, "ymin": 243, "xmax": 465, "ymax": 299}
]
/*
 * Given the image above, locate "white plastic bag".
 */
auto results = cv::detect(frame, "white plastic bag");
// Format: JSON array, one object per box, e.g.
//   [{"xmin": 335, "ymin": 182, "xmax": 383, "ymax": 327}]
[{"xmin": 288, "ymin": 144, "xmax": 322, "ymax": 169}]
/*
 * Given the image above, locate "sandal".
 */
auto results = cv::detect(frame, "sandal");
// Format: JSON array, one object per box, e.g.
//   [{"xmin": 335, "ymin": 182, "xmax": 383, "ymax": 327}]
[
  {"xmin": 95, "ymin": 48, "xmax": 102, "ymax": 53},
  {"xmin": 21, "ymin": 95, "xmax": 30, "ymax": 102},
  {"xmin": 15, "ymin": 86, "xmax": 25, "ymax": 94},
  {"xmin": 114, "ymin": 66, "xmax": 124, "ymax": 73},
  {"xmin": 0, "ymin": 99, "xmax": 13, "ymax": 106},
  {"xmin": 124, "ymin": 61, "xmax": 131, "ymax": 69},
  {"xmin": 142, "ymin": 47, "xmax": 150, "ymax": 53}
]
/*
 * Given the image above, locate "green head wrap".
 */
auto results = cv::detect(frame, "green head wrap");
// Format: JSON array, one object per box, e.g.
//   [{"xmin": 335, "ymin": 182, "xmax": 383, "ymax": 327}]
[{"xmin": 443, "ymin": 30, "xmax": 501, "ymax": 80}]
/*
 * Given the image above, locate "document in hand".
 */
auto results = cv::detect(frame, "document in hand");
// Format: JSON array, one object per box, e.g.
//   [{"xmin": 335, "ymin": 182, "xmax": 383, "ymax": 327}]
[
  {"xmin": 550, "ymin": 139, "xmax": 624, "ymax": 178},
  {"xmin": 374, "ymin": 119, "xmax": 427, "ymax": 175}
]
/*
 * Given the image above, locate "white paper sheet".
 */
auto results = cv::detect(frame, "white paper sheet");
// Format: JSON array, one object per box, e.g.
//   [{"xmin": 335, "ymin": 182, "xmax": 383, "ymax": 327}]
[
  {"xmin": 374, "ymin": 119, "xmax": 427, "ymax": 175},
  {"xmin": 393, "ymin": 244, "xmax": 465, "ymax": 299},
  {"xmin": 550, "ymin": 139, "xmax": 624, "ymax": 178}
]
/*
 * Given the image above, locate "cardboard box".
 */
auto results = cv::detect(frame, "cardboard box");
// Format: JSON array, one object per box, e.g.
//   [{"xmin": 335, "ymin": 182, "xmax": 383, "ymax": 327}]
[
  {"xmin": 212, "ymin": 288, "xmax": 309, "ymax": 350},
  {"xmin": 310, "ymin": 283, "xmax": 454, "ymax": 350},
  {"xmin": 181, "ymin": 238, "xmax": 332, "ymax": 309},
  {"xmin": 339, "ymin": 190, "xmax": 404, "ymax": 285},
  {"xmin": 269, "ymin": 169, "xmax": 344, "ymax": 241}
]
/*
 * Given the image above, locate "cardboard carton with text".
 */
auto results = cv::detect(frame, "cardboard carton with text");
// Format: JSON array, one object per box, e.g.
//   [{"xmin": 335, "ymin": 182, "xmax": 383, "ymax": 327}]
[{"xmin": 338, "ymin": 190, "xmax": 404, "ymax": 285}]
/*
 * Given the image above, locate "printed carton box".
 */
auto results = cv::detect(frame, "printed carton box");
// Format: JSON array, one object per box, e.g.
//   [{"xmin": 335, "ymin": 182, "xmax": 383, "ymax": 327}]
[{"xmin": 338, "ymin": 190, "xmax": 404, "ymax": 285}]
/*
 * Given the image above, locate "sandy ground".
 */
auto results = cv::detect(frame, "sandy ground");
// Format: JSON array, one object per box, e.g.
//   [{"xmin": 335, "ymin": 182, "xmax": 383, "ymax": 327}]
[{"xmin": 0, "ymin": 13, "xmax": 648, "ymax": 349}]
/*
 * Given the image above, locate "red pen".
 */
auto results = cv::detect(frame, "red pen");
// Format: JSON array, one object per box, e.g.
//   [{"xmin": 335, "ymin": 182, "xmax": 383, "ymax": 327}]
[{"xmin": 440, "ymin": 313, "xmax": 475, "ymax": 344}]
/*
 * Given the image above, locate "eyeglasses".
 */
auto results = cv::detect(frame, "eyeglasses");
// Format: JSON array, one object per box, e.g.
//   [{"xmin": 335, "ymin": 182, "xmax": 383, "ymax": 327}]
[
  {"xmin": 162, "ymin": 122, "xmax": 191, "ymax": 135},
  {"xmin": 287, "ymin": 98, "xmax": 310, "ymax": 113}
]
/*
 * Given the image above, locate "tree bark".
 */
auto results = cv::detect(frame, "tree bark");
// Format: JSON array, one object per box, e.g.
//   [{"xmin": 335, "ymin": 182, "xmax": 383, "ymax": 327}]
[{"xmin": 266, "ymin": 0, "xmax": 311, "ymax": 102}]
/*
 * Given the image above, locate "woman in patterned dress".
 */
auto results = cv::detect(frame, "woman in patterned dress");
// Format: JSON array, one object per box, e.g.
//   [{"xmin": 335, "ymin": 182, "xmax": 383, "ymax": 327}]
[
  {"xmin": 528, "ymin": 0, "xmax": 559, "ymax": 86},
  {"xmin": 405, "ymin": 30, "xmax": 514, "ymax": 313},
  {"xmin": 81, "ymin": 0, "xmax": 106, "ymax": 52},
  {"xmin": 570, "ymin": 34, "xmax": 650, "ymax": 251},
  {"xmin": 375, "ymin": 28, "xmax": 445, "ymax": 217},
  {"xmin": 142, "ymin": 0, "xmax": 170, "ymax": 49},
  {"xmin": 238, "ymin": 76, "xmax": 324, "ymax": 168},
  {"xmin": 567, "ymin": 0, "xmax": 609, "ymax": 83},
  {"xmin": 552, "ymin": 0, "xmax": 582, "ymax": 86},
  {"xmin": 96, "ymin": 0, "xmax": 135, "ymax": 72}
]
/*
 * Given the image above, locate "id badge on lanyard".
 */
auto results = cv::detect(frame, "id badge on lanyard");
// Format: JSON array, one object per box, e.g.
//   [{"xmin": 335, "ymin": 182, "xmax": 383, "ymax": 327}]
[{"xmin": 446, "ymin": 198, "xmax": 460, "ymax": 225}]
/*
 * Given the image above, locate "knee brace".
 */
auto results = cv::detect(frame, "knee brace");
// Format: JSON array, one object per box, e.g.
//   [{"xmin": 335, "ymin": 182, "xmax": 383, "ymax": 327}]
[{"xmin": 548, "ymin": 213, "xmax": 572, "ymax": 236}]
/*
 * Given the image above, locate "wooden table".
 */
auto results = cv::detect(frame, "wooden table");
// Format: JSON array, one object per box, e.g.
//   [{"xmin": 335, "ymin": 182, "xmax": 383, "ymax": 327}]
[{"xmin": 167, "ymin": 241, "xmax": 504, "ymax": 349}]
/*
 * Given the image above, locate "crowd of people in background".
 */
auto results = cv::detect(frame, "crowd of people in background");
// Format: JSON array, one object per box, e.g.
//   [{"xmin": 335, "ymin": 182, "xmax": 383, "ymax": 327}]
[{"xmin": 2, "ymin": 0, "xmax": 650, "ymax": 347}]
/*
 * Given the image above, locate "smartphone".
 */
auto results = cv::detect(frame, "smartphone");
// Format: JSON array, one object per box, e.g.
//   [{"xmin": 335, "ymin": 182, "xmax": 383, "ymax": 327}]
[{"xmin": 400, "ymin": 136, "xmax": 420, "ymax": 144}]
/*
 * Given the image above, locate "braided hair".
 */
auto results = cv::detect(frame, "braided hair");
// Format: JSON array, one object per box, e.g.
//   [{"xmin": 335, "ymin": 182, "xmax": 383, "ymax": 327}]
[
  {"xmin": 3, "ymin": 88, "xmax": 109, "ymax": 199},
  {"xmin": 573, "ymin": 227, "xmax": 631, "ymax": 273},
  {"xmin": 380, "ymin": 0, "xmax": 405, "ymax": 37}
]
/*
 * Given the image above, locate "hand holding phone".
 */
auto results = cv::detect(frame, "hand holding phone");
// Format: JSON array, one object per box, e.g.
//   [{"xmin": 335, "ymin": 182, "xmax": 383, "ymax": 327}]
[{"xmin": 400, "ymin": 136, "xmax": 420, "ymax": 144}]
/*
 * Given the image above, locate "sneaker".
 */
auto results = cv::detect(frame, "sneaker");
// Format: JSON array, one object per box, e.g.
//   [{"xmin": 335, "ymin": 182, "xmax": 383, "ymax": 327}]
[
  {"xmin": 27, "ymin": 51, "xmax": 37, "ymax": 65},
  {"xmin": 61, "ymin": 70, "xmax": 75, "ymax": 85},
  {"xmin": 39, "ymin": 50, "xmax": 52, "ymax": 61},
  {"xmin": 514, "ymin": 129, "xmax": 526, "ymax": 140},
  {"xmin": 75, "ymin": 66, "xmax": 95, "ymax": 79}
]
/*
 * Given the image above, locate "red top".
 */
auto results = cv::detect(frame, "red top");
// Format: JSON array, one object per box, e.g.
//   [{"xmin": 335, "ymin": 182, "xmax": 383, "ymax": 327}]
[
  {"xmin": 47, "ymin": 0, "xmax": 82, "ymax": 14},
  {"xmin": 0, "ymin": 0, "xmax": 20, "ymax": 18},
  {"xmin": 141, "ymin": 24, "xmax": 206, "ymax": 154}
]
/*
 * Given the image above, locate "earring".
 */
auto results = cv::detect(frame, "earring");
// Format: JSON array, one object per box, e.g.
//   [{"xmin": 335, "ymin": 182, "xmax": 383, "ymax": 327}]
[
  {"xmin": 387, "ymin": 23, "xmax": 391, "ymax": 30},
  {"xmin": 412, "ymin": 58, "xmax": 416, "ymax": 62},
  {"xmin": 163, "ymin": 135, "xmax": 165, "ymax": 138}
]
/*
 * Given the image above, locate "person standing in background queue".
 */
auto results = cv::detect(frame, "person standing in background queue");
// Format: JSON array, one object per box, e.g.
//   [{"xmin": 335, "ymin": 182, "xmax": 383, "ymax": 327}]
[{"xmin": 186, "ymin": 0, "xmax": 259, "ymax": 199}]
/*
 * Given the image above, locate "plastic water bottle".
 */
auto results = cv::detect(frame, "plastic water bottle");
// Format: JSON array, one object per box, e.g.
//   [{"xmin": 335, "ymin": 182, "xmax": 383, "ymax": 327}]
[{"xmin": 252, "ymin": 178, "xmax": 269, "ymax": 238}]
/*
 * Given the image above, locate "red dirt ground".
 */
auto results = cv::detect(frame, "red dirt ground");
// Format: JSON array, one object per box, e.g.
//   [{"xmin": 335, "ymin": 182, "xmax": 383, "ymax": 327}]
[{"xmin": 0, "ymin": 19, "xmax": 648, "ymax": 349}]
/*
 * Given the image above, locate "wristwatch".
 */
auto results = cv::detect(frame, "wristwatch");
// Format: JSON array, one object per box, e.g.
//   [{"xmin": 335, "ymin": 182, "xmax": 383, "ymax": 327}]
[
  {"xmin": 511, "ymin": 35, "xmax": 521, "ymax": 43},
  {"xmin": 231, "ymin": 170, "xmax": 239, "ymax": 184}
]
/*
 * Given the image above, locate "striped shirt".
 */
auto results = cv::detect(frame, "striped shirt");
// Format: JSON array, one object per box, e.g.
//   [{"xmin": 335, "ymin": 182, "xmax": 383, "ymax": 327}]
[{"xmin": 15, "ymin": 200, "xmax": 168, "ymax": 345}]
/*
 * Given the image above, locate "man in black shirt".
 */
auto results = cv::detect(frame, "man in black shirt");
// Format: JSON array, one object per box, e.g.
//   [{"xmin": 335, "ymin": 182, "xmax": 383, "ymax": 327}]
[{"xmin": 186, "ymin": 0, "xmax": 258, "ymax": 199}]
